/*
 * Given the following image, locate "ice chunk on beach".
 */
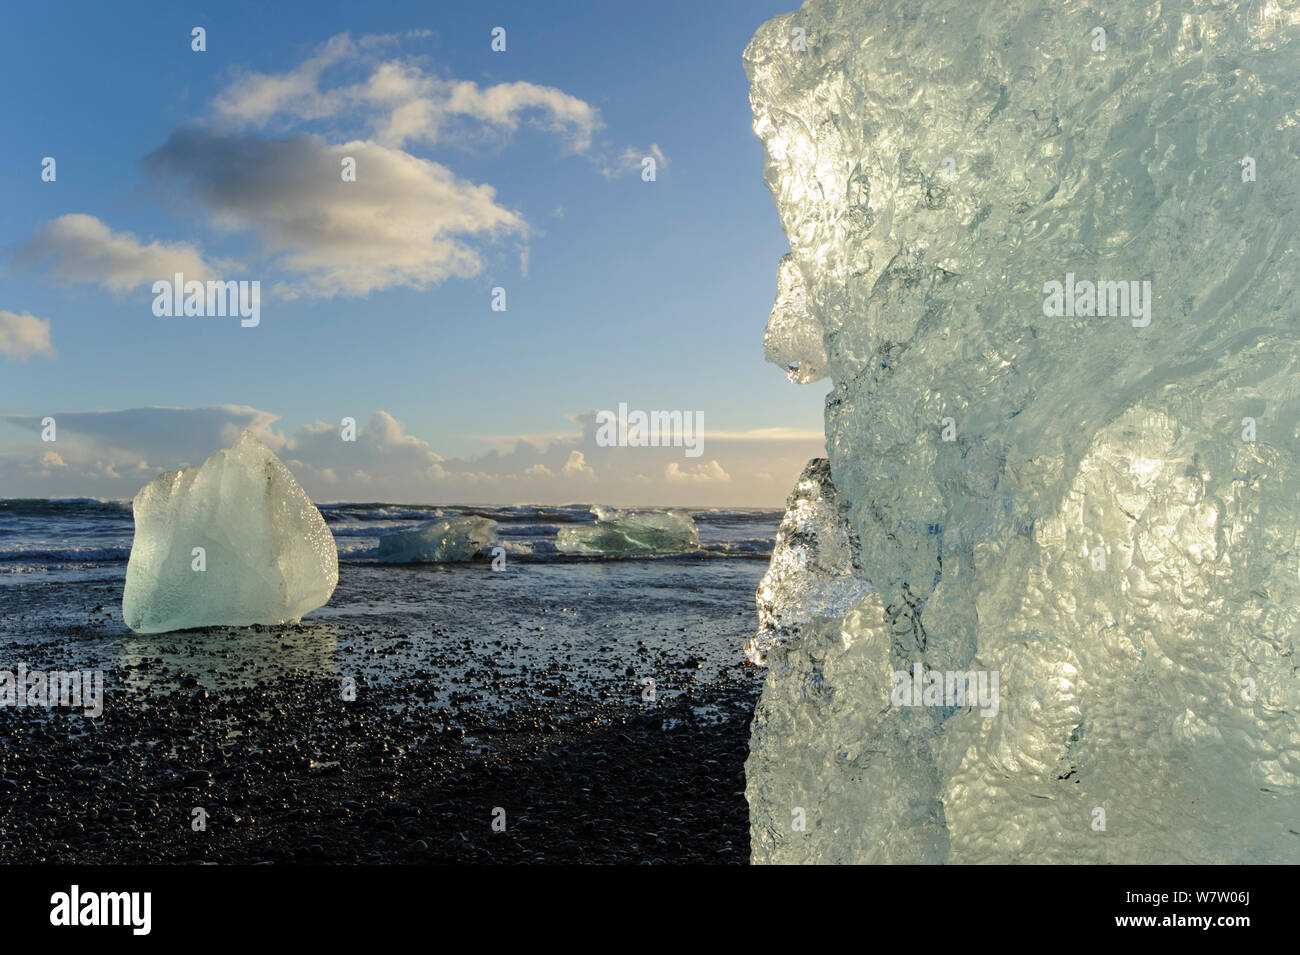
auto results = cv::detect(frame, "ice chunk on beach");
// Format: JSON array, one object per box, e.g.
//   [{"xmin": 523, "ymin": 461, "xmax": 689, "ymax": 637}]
[
  {"xmin": 744, "ymin": 0, "xmax": 1300, "ymax": 863},
  {"xmin": 122, "ymin": 432, "xmax": 338, "ymax": 634},
  {"xmin": 556, "ymin": 506, "xmax": 699, "ymax": 556},
  {"xmin": 748, "ymin": 458, "xmax": 873, "ymax": 664},
  {"xmin": 377, "ymin": 517, "xmax": 496, "ymax": 563}
]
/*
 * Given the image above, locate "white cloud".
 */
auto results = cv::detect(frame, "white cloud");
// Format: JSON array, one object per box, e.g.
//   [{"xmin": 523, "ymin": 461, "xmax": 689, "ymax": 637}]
[
  {"xmin": 428, "ymin": 78, "xmax": 601, "ymax": 152},
  {"xmin": 146, "ymin": 130, "xmax": 526, "ymax": 297},
  {"xmin": 665, "ymin": 460, "xmax": 731, "ymax": 484},
  {"xmin": 562, "ymin": 450, "xmax": 596, "ymax": 479},
  {"xmin": 0, "ymin": 310, "xmax": 56, "ymax": 359},
  {"xmin": 212, "ymin": 33, "xmax": 356, "ymax": 127},
  {"xmin": 698, "ymin": 426, "xmax": 824, "ymax": 441},
  {"xmin": 21, "ymin": 214, "xmax": 228, "ymax": 293},
  {"xmin": 22, "ymin": 34, "xmax": 659, "ymax": 303},
  {"xmin": 283, "ymin": 411, "xmax": 444, "ymax": 477},
  {"xmin": 214, "ymin": 36, "xmax": 604, "ymax": 154}
]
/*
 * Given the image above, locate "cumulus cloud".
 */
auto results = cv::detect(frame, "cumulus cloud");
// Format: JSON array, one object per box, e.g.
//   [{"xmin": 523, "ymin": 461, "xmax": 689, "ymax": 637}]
[
  {"xmin": 665, "ymin": 460, "xmax": 731, "ymax": 484},
  {"xmin": 212, "ymin": 33, "xmax": 356, "ymax": 127},
  {"xmin": 146, "ymin": 130, "xmax": 526, "ymax": 297},
  {"xmin": 20, "ymin": 214, "xmax": 228, "ymax": 293},
  {"xmin": 363, "ymin": 69, "xmax": 603, "ymax": 153},
  {"xmin": 282, "ymin": 411, "xmax": 444, "ymax": 478},
  {"xmin": 213, "ymin": 34, "xmax": 603, "ymax": 153},
  {"xmin": 561, "ymin": 450, "xmax": 596, "ymax": 479},
  {"xmin": 19, "ymin": 34, "xmax": 658, "ymax": 302},
  {"xmin": 0, "ymin": 311, "xmax": 56, "ymax": 359}
]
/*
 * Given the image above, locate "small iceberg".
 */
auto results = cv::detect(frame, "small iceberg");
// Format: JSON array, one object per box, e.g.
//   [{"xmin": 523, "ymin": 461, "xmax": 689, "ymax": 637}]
[
  {"xmin": 376, "ymin": 516, "xmax": 497, "ymax": 563},
  {"xmin": 122, "ymin": 432, "xmax": 338, "ymax": 634},
  {"xmin": 556, "ymin": 506, "xmax": 700, "ymax": 556}
]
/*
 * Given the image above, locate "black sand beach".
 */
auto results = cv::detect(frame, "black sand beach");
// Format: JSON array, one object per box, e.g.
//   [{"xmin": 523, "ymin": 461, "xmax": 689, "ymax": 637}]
[{"xmin": 0, "ymin": 558, "xmax": 765, "ymax": 864}]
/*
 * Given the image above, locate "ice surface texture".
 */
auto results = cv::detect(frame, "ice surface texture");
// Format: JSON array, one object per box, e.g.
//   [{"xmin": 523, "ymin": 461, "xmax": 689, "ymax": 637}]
[
  {"xmin": 556, "ymin": 506, "xmax": 700, "ymax": 556},
  {"xmin": 748, "ymin": 459, "xmax": 872, "ymax": 664},
  {"xmin": 745, "ymin": 0, "xmax": 1300, "ymax": 862},
  {"xmin": 122, "ymin": 433, "xmax": 338, "ymax": 634},
  {"xmin": 377, "ymin": 517, "xmax": 497, "ymax": 563},
  {"xmin": 764, "ymin": 253, "xmax": 828, "ymax": 384}
]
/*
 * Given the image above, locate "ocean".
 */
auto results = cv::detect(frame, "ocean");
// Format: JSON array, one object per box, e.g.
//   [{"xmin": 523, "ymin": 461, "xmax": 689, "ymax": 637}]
[{"xmin": 0, "ymin": 499, "xmax": 779, "ymax": 568}]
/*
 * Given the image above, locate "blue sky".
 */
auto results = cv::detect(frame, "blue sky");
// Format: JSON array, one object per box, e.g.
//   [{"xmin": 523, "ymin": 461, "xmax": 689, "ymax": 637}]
[{"xmin": 0, "ymin": 0, "xmax": 826, "ymax": 504}]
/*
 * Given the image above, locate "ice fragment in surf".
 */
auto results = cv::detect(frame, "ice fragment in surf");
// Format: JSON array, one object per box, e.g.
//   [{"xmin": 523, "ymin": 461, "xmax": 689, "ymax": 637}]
[
  {"xmin": 748, "ymin": 458, "xmax": 873, "ymax": 664},
  {"xmin": 122, "ymin": 432, "xmax": 338, "ymax": 634},
  {"xmin": 556, "ymin": 506, "xmax": 699, "ymax": 556},
  {"xmin": 745, "ymin": 0, "xmax": 1300, "ymax": 863},
  {"xmin": 377, "ymin": 517, "xmax": 497, "ymax": 563}
]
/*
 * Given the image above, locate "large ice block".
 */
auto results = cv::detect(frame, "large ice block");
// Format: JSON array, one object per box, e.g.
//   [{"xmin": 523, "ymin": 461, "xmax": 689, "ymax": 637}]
[
  {"xmin": 556, "ymin": 506, "xmax": 700, "ymax": 556},
  {"xmin": 122, "ymin": 432, "xmax": 338, "ymax": 633},
  {"xmin": 745, "ymin": 0, "xmax": 1300, "ymax": 863},
  {"xmin": 376, "ymin": 516, "xmax": 496, "ymax": 563}
]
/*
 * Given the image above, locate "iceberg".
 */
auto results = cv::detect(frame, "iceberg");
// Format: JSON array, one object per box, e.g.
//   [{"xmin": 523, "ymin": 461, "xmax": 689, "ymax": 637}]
[
  {"xmin": 122, "ymin": 432, "xmax": 338, "ymax": 634},
  {"xmin": 376, "ymin": 516, "xmax": 496, "ymax": 563},
  {"xmin": 556, "ymin": 506, "xmax": 700, "ymax": 556},
  {"xmin": 745, "ymin": 0, "xmax": 1300, "ymax": 863},
  {"xmin": 747, "ymin": 458, "xmax": 872, "ymax": 664}
]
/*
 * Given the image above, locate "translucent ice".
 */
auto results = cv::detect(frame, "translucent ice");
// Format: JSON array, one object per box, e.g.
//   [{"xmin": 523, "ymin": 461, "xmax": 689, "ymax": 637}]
[
  {"xmin": 747, "ymin": 458, "xmax": 873, "ymax": 664},
  {"xmin": 122, "ymin": 432, "xmax": 338, "ymax": 634},
  {"xmin": 763, "ymin": 254, "xmax": 827, "ymax": 384},
  {"xmin": 745, "ymin": 0, "xmax": 1300, "ymax": 863},
  {"xmin": 377, "ymin": 517, "xmax": 497, "ymax": 563},
  {"xmin": 556, "ymin": 506, "xmax": 700, "ymax": 556}
]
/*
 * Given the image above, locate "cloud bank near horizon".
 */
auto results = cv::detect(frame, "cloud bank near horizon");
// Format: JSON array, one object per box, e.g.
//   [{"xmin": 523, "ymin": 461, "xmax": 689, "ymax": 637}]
[{"xmin": 0, "ymin": 405, "xmax": 823, "ymax": 507}]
